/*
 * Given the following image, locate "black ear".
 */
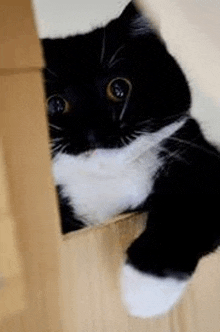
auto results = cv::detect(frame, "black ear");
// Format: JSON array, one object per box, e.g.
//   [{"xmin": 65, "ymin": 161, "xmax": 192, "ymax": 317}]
[
  {"xmin": 119, "ymin": 1, "xmax": 139, "ymax": 19},
  {"xmin": 118, "ymin": 1, "xmax": 153, "ymax": 36}
]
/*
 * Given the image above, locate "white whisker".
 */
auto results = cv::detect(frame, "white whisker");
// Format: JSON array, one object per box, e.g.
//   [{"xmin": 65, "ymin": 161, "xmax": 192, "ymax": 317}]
[
  {"xmin": 60, "ymin": 143, "xmax": 70, "ymax": 154},
  {"xmin": 108, "ymin": 45, "xmax": 125, "ymax": 68},
  {"xmin": 135, "ymin": 115, "xmax": 188, "ymax": 129},
  {"xmin": 135, "ymin": 120, "xmax": 152, "ymax": 127},
  {"xmin": 52, "ymin": 144, "xmax": 63, "ymax": 153},
  {"xmin": 134, "ymin": 130, "xmax": 148, "ymax": 135},
  {"xmin": 100, "ymin": 29, "xmax": 106, "ymax": 64},
  {"xmin": 119, "ymin": 92, "xmax": 131, "ymax": 121},
  {"xmin": 168, "ymin": 136, "xmax": 200, "ymax": 148},
  {"xmin": 130, "ymin": 134, "xmax": 139, "ymax": 139},
  {"xmin": 168, "ymin": 136, "xmax": 220, "ymax": 159},
  {"xmin": 46, "ymin": 68, "xmax": 59, "ymax": 78},
  {"xmin": 120, "ymin": 137, "xmax": 127, "ymax": 147},
  {"xmin": 49, "ymin": 124, "xmax": 63, "ymax": 131},
  {"xmin": 52, "ymin": 137, "xmax": 63, "ymax": 142},
  {"xmin": 108, "ymin": 57, "xmax": 125, "ymax": 69},
  {"xmin": 159, "ymin": 146, "xmax": 189, "ymax": 165},
  {"xmin": 126, "ymin": 136, "xmax": 133, "ymax": 143}
]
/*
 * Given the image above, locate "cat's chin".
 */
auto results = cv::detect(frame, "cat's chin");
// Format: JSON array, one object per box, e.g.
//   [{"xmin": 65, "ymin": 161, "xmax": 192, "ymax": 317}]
[{"xmin": 121, "ymin": 263, "xmax": 190, "ymax": 318}]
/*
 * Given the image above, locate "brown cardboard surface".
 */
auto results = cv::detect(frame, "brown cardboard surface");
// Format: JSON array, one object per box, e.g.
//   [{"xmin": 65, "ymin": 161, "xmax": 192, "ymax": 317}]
[
  {"xmin": 60, "ymin": 213, "xmax": 172, "ymax": 332},
  {"xmin": 0, "ymin": 140, "xmax": 26, "ymax": 321},
  {"xmin": 61, "ymin": 213, "xmax": 220, "ymax": 332},
  {"xmin": 0, "ymin": 0, "xmax": 43, "ymax": 69},
  {"xmin": 0, "ymin": 69, "xmax": 63, "ymax": 332},
  {"xmin": 0, "ymin": 0, "xmax": 62, "ymax": 330}
]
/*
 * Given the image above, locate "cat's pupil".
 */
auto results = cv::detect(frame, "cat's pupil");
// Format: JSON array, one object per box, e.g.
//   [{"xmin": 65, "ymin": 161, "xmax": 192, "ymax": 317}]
[
  {"xmin": 108, "ymin": 78, "xmax": 131, "ymax": 101},
  {"xmin": 112, "ymin": 80, "xmax": 126, "ymax": 99},
  {"xmin": 48, "ymin": 95, "xmax": 66, "ymax": 115}
]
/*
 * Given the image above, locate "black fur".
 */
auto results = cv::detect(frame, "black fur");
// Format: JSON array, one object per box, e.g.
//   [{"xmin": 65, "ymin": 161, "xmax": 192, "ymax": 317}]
[
  {"xmin": 56, "ymin": 186, "xmax": 85, "ymax": 233},
  {"xmin": 128, "ymin": 118, "xmax": 220, "ymax": 278},
  {"xmin": 41, "ymin": 2, "xmax": 220, "ymax": 281},
  {"xmin": 42, "ymin": 3, "xmax": 190, "ymax": 154}
]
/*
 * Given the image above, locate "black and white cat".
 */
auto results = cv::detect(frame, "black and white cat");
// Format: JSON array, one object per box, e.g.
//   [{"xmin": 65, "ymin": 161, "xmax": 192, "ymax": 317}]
[{"xmin": 41, "ymin": 2, "xmax": 220, "ymax": 318}]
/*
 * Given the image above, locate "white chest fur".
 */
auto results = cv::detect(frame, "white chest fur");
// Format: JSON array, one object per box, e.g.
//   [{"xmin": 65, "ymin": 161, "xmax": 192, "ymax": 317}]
[{"xmin": 52, "ymin": 121, "xmax": 185, "ymax": 226}]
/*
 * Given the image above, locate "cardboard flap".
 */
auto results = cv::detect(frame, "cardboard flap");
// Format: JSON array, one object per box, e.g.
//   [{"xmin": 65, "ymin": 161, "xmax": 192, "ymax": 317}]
[{"xmin": 0, "ymin": 0, "xmax": 43, "ymax": 70}]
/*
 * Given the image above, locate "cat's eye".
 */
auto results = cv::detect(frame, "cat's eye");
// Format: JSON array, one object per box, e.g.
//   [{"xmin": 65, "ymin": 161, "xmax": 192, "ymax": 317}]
[
  {"xmin": 106, "ymin": 78, "xmax": 132, "ymax": 102},
  {"xmin": 47, "ymin": 95, "xmax": 69, "ymax": 115}
]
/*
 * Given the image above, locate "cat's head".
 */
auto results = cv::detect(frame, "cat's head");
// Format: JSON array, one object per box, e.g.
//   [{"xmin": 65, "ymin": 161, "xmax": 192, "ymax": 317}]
[{"xmin": 42, "ymin": 2, "xmax": 191, "ymax": 156}]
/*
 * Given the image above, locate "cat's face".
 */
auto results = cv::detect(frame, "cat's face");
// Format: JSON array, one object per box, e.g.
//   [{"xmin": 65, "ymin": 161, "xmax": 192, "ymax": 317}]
[{"xmin": 42, "ymin": 2, "xmax": 190, "ymax": 156}]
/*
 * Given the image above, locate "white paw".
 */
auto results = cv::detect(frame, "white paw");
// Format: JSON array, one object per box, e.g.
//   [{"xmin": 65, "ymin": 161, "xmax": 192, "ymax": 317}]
[{"xmin": 121, "ymin": 264, "xmax": 189, "ymax": 318}]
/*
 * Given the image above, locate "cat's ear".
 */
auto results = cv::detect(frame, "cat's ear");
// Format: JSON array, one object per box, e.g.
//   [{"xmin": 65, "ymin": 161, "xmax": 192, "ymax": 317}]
[{"xmin": 118, "ymin": 1, "xmax": 154, "ymax": 37}]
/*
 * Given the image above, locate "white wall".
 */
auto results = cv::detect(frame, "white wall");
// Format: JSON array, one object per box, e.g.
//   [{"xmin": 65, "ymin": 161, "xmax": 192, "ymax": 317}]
[{"xmin": 32, "ymin": 0, "xmax": 130, "ymax": 38}]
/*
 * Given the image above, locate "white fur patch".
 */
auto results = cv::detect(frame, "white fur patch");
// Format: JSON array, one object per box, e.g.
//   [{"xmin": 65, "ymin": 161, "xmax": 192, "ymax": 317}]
[
  {"xmin": 121, "ymin": 264, "xmax": 189, "ymax": 318},
  {"xmin": 52, "ymin": 120, "xmax": 185, "ymax": 226}
]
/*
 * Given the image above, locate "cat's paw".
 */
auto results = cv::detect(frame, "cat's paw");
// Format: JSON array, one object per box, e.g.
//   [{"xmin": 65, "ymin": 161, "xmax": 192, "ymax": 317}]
[{"xmin": 121, "ymin": 263, "xmax": 189, "ymax": 318}]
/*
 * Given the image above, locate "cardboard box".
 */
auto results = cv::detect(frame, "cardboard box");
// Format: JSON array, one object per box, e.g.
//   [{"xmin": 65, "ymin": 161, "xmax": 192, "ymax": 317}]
[
  {"xmin": 0, "ymin": 0, "xmax": 62, "ymax": 331},
  {"xmin": 1, "ymin": 0, "xmax": 220, "ymax": 331}
]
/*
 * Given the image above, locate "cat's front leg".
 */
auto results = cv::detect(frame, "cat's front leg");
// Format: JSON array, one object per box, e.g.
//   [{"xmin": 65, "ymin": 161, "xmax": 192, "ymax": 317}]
[
  {"xmin": 121, "ymin": 196, "xmax": 200, "ymax": 318},
  {"xmin": 121, "ymin": 262, "xmax": 189, "ymax": 318},
  {"xmin": 121, "ymin": 229, "xmax": 192, "ymax": 318}
]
